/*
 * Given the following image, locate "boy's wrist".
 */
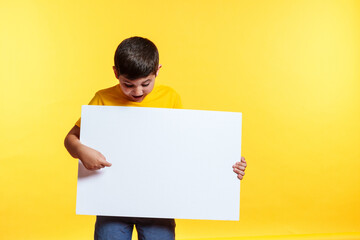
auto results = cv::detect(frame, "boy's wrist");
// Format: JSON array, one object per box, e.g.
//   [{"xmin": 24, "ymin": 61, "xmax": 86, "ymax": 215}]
[{"xmin": 75, "ymin": 142, "xmax": 86, "ymax": 159}]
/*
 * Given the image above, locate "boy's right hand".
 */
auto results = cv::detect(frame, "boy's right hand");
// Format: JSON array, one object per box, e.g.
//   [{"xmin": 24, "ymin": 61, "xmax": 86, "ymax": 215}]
[{"xmin": 78, "ymin": 145, "xmax": 112, "ymax": 171}]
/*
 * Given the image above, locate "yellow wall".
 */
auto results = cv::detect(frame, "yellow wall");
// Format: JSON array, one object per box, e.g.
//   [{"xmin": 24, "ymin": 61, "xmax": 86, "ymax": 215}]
[{"xmin": 0, "ymin": 0, "xmax": 359, "ymax": 239}]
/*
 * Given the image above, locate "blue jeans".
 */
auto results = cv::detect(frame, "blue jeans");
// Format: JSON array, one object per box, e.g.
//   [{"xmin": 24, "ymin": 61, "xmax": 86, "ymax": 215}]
[{"xmin": 94, "ymin": 216, "xmax": 176, "ymax": 240}]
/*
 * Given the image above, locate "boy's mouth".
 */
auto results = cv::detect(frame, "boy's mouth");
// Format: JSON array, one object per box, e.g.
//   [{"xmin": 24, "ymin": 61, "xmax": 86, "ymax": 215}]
[
  {"xmin": 132, "ymin": 95, "xmax": 144, "ymax": 99},
  {"xmin": 132, "ymin": 95, "xmax": 144, "ymax": 101}
]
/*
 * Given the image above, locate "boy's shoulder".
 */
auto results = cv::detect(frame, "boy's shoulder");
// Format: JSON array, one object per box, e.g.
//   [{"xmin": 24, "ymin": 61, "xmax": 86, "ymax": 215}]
[
  {"xmin": 152, "ymin": 85, "xmax": 182, "ymax": 108},
  {"xmin": 153, "ymin": 84, "xmax": 179, "ymax": 96},
  {"xmin": 94, "ymin": 85, "xmax": 120, "ymax": 97}
]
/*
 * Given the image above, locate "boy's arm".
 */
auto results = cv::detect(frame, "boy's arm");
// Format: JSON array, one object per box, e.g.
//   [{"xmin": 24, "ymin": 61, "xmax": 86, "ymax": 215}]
[{"xmin": 64, "ymin": 125, "xmax": 112, "ymax": 170}]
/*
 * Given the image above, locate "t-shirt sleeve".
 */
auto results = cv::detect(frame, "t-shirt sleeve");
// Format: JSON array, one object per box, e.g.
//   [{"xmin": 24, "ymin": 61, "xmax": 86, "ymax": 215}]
[
  {"xmin": 173, "ymin": 93, "xmax": 183, "ymax": 109},
  {"xmin": 75, "ymin": 92, "xmax": 103, "ymax": 127}
]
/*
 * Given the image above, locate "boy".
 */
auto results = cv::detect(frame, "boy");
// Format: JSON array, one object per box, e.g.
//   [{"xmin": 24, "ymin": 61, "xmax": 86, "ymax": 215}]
[{"xmin": 64, "ymin": 36, "xmax": 247, "ymax": 240}]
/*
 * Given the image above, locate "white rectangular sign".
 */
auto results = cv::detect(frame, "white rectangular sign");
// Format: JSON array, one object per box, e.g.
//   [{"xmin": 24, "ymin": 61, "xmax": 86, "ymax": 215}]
[{"xmin": 76, "ymin": 105, "xmax": 242, "ymax": 220}]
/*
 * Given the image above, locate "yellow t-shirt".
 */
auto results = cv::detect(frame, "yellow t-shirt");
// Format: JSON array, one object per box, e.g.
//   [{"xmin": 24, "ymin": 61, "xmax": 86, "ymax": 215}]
[{"xmin": 75, "ymin": 84, "xmax": 182, "ymax": 127}]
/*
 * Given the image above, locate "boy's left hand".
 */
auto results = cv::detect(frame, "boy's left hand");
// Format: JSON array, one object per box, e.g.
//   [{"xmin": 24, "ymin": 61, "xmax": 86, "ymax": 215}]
[{"xmin": 233, "ymin": 156, "xmax": 247, "ymax": 180}]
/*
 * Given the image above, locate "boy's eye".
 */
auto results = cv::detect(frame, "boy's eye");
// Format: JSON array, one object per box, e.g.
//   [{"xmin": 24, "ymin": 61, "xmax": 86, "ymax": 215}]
[{"xmin": 123, "ymin": 81, "xmax": 150, "ymax": 88}]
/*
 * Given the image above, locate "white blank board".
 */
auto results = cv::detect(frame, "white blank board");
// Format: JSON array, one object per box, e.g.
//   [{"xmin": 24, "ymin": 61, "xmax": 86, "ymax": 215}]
[{"xmin": 76, "ymin": 105, "xmax": 242, "ymax": 220}]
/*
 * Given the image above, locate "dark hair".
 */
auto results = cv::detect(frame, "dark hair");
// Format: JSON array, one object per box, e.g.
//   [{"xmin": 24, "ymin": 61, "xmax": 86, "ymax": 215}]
[{"xmin": 114, "ymin": 36, "xmax": 159, "ymax": 80}]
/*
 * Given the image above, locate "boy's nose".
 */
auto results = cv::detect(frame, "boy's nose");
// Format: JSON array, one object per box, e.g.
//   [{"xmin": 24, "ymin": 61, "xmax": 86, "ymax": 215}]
[{"xmin": 134, "ymin": 87, "xmax": 143, "ymax": 96}]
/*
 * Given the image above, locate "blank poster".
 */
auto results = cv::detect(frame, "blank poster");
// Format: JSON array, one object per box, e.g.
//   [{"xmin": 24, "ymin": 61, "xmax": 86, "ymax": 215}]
[{"xmin": 76, "ymin": 105, "xmax": 242, "ymax": 220}]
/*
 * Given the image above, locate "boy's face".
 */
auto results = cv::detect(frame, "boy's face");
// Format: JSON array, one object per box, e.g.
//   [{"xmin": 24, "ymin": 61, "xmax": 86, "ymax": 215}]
[
  {"xmin": 118, "ymin": 74, "xmax": 155, "ymax": 102},
  {"xmin": 113, "ymin": 66, "xmax": 161, "ymax": 103}
]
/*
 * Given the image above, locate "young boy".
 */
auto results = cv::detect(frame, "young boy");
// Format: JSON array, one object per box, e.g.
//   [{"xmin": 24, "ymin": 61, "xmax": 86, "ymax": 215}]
[{"xmin": 64, "ymin": 36, "xmax": 247, "ymax": 240}]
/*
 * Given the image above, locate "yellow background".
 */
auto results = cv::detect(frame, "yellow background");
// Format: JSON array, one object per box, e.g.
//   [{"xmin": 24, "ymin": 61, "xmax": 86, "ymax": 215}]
[{"xmin": 0, "ymin": 0, "xmax": 359, "ymax": 239}]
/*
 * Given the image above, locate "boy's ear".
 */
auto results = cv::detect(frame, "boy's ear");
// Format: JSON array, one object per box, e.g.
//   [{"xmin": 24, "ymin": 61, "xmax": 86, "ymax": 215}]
[
  {"xmin": 155, "ymin": 64, "xmax": 162, "ymax": 77},
  {"xmin": 113, "ymin": 66, "xmax": 119, "ymax": 79}
]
